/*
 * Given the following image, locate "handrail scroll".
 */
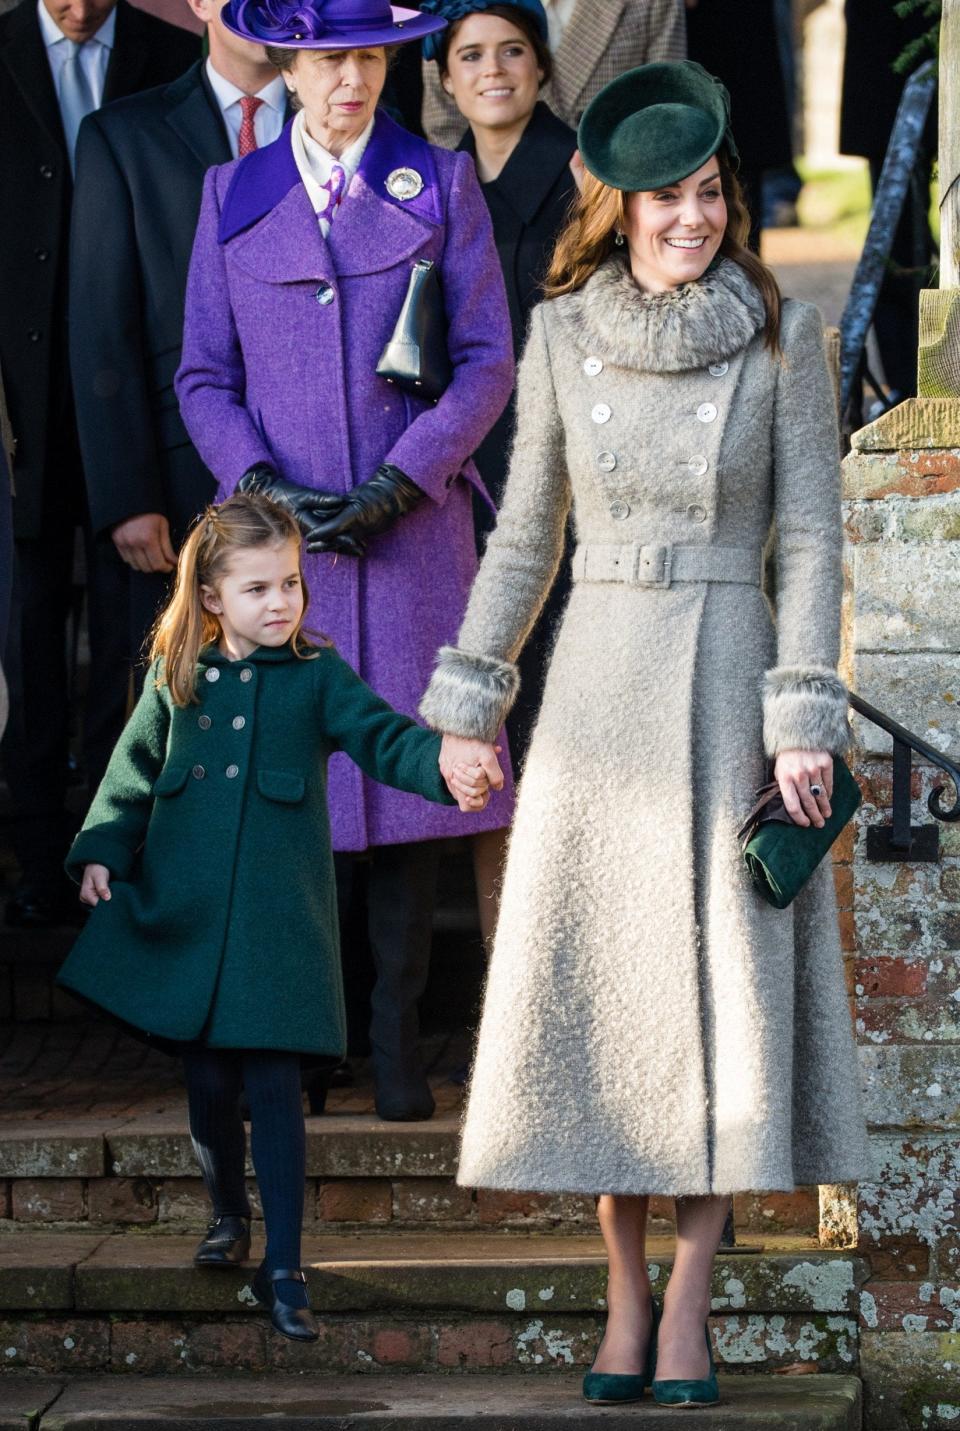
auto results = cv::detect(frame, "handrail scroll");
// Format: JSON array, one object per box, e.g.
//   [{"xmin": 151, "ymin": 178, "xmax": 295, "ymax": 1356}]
[{"xmin": 848, "ymin": 693, "xmax": 960, "ymax": 862}]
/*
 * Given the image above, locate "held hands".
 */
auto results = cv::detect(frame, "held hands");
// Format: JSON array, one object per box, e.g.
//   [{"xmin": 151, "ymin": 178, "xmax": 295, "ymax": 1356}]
[
  {"xmin": 774, "ymin": 749, "xmax": 833, "ymax": 829},
  {"xmin": 440, "ymin": 733, "xmax": 505, "ymax": 813},
  {"xmin": 80, "ymin": 864, "xmax": 112, "ymax": 906},
  {"xmin": 237, "ymin": 465, "xmax": 348, "ymax": 541},
  {"xmin": 305, "ymin": 465, "xmax": 423, "ymax": 557}
]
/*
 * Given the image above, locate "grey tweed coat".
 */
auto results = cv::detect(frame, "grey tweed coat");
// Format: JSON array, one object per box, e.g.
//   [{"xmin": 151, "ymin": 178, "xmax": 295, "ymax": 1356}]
[{"xmin": 421, "ymin": 257, "xmax": 870, "ymax": 1196}]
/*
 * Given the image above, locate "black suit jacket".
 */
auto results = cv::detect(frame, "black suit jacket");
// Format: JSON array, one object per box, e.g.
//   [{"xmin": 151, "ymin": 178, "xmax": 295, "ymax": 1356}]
[
  {"xmin": 0, "ymin": 0, "xmax": 200, "ymax": 539},
  {"xmin": 69, "ymin": 61, "xmax": 240, "ymax": 540},
  {"xmin": 459, "ymin": 102, "xmax": 577, "ymax": 503},
  {"xmin": 459, "ymin": 103, "xmax": 576, "ymax": 384}
]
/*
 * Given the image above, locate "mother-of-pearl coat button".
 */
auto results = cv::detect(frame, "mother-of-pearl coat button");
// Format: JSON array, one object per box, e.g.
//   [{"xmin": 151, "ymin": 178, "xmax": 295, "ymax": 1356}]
[
  {"xmin": 591, "ymin": 403, "xmax": 611, "ymax": 424},
  {"xmin": 688, "ymin": 454, "xmax": 709, "ymax": 476},
  {"xmin": 709, "ymin": 361, "xmax": 729, "ymax": 377},
  {"xmin": 609, "ymin": 500, "xmax": 630, "ymax": 520},
  {"xmin": 697, "ymin": 402, "xmax": 718, "ymax": 423},
  {"xmin": 584, "ymin": 356, "xmax": 603, "ymax": 376},
  {"xmin": 597, "ymin": 451, "xmax": 617, "ymax": 472}
]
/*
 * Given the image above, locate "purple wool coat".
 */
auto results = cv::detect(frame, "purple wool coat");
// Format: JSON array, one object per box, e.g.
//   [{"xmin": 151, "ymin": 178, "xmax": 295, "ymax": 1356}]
[{"xmin": 176, "ymin": 111, "xmax": 516, "ymax": 851}]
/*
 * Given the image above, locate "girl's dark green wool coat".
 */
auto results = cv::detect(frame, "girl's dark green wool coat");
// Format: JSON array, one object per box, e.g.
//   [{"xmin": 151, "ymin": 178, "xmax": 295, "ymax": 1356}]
[{"xmin": 58, "ymin": 643, "xmax": 454, "ymax": 1054}]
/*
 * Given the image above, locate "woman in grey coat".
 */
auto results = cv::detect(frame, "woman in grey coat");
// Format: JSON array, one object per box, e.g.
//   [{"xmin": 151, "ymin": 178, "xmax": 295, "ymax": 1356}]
[{"xmin": 420, "ymin": 62, "xmax": 869, "ymax": 1408}]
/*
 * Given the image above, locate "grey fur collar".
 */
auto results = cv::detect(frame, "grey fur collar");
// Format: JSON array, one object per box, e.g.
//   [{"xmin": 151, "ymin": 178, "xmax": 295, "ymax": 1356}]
[{"xmin": 550, "ymin": 255, "xmax": 767, "ymax": 373}]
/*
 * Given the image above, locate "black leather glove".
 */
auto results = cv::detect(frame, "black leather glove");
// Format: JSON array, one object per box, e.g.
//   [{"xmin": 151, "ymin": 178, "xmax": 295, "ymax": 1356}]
[
  {"xmin": 305, "ymin": 464, "xmax": 423, "ymax": 556},
  {"xmin": 237, "ymin": 463, "xmax": 346, "ymax": 536}
]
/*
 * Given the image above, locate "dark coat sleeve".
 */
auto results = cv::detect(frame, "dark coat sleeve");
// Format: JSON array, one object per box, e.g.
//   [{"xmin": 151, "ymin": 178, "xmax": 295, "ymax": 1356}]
[
  {"xmin": 70, "ymin": 113, "xmax": 166, "ymax": 534},
  {"xmin": 66, "ymin": 662, "xmax": 171, "ymax": 881},
  {"xmin": 314, "ymin": 648, "xmax": 455, "ymax": 805}
]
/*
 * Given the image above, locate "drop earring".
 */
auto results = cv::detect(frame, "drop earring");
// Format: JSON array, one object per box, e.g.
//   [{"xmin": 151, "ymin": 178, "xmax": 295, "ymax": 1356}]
[{"xmin": 614, "ymin": 230, "xmax": 625, "ymax": 247}]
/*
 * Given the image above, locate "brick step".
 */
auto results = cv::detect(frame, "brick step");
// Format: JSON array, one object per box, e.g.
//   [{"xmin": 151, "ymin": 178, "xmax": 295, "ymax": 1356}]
[
  {"xmin": 0, "ymin": 1372, "xmax": 864, "ymax": 1429},
  {"xmin": 0, "ymin": 1116, "xmax": 821, "ymax": 1237},
  {"xmin": 0, "ymin": 1230, "xmax": 866, "ymax": 1375}
]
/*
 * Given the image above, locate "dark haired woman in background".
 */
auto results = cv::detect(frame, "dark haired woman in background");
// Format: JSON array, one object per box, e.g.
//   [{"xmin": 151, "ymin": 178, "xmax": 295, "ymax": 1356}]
[{"xmin": 423, "ymin": 0, "xmax": 578, "ymax": 768}]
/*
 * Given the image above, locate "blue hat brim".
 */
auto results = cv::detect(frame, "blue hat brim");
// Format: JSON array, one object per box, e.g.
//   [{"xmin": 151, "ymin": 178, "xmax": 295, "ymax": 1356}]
[
  {"xmin": 221, "ymin": 3, "xmax": 446, "ymax": 48},
  {"xmin": 578, "ymin": 61, "xmax": 738, "ymax": 192}
]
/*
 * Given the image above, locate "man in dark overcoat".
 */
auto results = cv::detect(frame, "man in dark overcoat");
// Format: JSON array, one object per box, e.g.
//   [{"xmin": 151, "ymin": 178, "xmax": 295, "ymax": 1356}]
[
  {"xmin": 70, "ymin": 0, "xmax": 287, "ymax": 666},
  {"xmin": 0, "ymin": 0, "xmax": 199, "ymax": 926}
]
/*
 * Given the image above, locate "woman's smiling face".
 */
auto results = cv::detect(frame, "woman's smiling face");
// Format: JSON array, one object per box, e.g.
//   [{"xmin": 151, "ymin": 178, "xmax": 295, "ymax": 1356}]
[
  {"xmin": 441, "ymin": 12, "xmax": 543, "ymax": 133},
  {"xmin": 622, "ymin": 159, "xmax": 727, "ymax": 293}
]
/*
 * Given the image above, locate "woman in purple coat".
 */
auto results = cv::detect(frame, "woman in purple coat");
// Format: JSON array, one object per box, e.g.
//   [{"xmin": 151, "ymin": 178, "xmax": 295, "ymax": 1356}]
[{"xmin": 176, "ymin": 0, "xmax": 516, "ymax": 1123}]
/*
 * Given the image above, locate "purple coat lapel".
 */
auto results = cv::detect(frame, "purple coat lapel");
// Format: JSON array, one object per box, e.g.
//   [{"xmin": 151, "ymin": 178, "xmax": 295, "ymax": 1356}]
[
  {"xmin": 218, "ymin": 117, "xmax": 301, "ymax": 244},
  {"xmin": 218, "ymin": 110, "xmax": 442, "ymax": 278}
]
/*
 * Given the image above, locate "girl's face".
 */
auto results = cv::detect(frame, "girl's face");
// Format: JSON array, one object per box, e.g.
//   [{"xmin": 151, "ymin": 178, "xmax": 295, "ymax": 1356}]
[
  {"xmin": 201, "ymin": 540, "xmax": 305, "ymax": 660},
  {"xmin": 441, "ymin": 13, "xmax": 543, "ymax": 133},
  {"xmin": 622, "ymin": 159, "xmax": 727, "ymax": 294},
  {"xmin": 284, "ymin": 46, "xmax": 387, "ymax": 152}
]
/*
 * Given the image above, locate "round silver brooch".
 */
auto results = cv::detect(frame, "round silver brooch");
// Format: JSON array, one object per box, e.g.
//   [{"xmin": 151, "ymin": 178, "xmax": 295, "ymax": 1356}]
[{"xmin": 386, "ymin": 167, "xmax": 424, "ymax": 201}]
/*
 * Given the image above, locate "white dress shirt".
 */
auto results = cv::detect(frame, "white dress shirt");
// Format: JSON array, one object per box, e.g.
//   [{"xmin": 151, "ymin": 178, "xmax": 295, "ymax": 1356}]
[
  {"xmin": 205, "ymin": 60, "xmax": 287, "ymax": 160},
  {"xmin": 37, "ymin": 0, "xmax": 114, "ymax": 113},
  {"xmin": 542, "ymin": 0, "xmax": 576, "ymax": 50},
  {"xmin": 290, "ymin": 109, "xmax": 374, "ymax": 238}
]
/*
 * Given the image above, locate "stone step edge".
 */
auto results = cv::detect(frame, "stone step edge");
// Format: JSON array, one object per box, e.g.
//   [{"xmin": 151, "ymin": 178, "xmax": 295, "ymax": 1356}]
[
  {"xmin": 0, "ymin": 1120, "xmax": 462, "ymax": 1180},
  {"xmin": 0, "ymin": 1234, "xmax": 868, "ymax": 1316},
  {"xmin": 0, "ymin": 1372, "xmax": 865, "ymax": 1429},
  {"xmin": 0, "ymin": 1127, "xmax": 829, "ymax": 1216}
]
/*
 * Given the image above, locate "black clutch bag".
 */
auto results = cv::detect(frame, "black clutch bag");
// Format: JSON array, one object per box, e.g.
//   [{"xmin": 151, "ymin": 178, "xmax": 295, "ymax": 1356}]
[
  {"xmin": 737, "ymin": 756, "xmax": 862, "ymax": 910},
  {"xmin": 376, "ymin": 258, "xmax": 452, "ymax": 403}
]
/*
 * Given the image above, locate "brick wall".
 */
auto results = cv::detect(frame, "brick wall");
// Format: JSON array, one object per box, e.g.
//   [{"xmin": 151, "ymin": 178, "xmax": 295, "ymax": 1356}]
[{"xmin": 840, "ymin": 406, "xmax": 960, "ymax": 1430}]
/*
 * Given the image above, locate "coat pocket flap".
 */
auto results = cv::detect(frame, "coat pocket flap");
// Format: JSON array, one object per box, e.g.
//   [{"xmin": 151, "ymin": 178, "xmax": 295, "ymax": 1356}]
[
  {"xmin": 153, "ymin": 766, "xmax": 191, "ymax": 797},
  {"xmin": 257, "ymin": 770, "xmax": 306, "ymax": 804}
]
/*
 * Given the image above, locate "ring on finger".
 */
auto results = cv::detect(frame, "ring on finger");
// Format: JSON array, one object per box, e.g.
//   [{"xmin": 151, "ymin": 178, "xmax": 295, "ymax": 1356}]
[{"xmin": 810, "ymin": 783, "xmax": 823, "ymax": 798}]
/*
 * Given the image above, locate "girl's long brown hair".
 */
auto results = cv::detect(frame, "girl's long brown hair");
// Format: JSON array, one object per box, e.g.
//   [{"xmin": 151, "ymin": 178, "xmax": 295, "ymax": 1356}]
[
  {"xmin": 149, "ymin": 493, "xmax": 314, "ymax": 707},
  {"xmin": 544, "ymin": 150, "xmax": 782, "ymax": 352}
]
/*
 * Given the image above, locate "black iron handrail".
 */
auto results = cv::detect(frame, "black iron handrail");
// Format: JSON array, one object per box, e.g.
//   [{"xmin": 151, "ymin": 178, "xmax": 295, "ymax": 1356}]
[{"xmin": 849, "ymin": 693, "xmax": 960, "ymax": 864}]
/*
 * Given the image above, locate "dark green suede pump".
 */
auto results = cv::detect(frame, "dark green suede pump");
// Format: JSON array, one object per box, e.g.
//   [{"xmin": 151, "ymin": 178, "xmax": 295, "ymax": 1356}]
[
  {"xmin": 582, "ymin": 1301, "xmax": 659, "ymax": 1405},
  {"xmin": 651, "ymin": 1322, "xmax": 720, "ymax": 1407}
]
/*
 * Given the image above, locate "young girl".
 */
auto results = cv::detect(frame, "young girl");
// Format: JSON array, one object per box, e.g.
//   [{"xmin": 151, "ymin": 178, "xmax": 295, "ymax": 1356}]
[{"xmin": 57, "ymin": 493, "xmax": 493, "ymax": 1343}]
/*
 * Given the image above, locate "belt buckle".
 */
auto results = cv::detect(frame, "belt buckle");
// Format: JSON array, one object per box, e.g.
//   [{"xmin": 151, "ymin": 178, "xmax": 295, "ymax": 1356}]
[{"xmin": 633, "ymin": 543, "xmax": 673, "ymax": 589}]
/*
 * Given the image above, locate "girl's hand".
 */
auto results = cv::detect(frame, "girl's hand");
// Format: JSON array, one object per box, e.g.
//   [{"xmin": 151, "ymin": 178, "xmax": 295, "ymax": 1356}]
[
  {"xmin": 440, "ymin": 735, "xmax": 504, "ymax": 813},
  {"xmin": 80, "ymin": 864, "xmax": 112, "ymax": 906},
  {"xmin": 774, "ymin": 750, "xmax": 833, "ymax": 829},
  {"xmin": 448, "ymin": 761, "xmax": 491, "ymax": 812}
]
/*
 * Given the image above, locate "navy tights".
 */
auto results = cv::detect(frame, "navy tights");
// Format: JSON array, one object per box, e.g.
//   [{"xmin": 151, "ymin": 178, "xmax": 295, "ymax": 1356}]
[{"xmin": 182, "ymin": 1046, "xmax": 308, "ymax": 1308}]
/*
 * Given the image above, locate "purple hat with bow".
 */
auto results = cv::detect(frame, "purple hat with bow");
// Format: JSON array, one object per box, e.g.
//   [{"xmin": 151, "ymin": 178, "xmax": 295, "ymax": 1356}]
[{"xmin": 221, "ymin": 0, "xmax": 447, "ymax": 49}]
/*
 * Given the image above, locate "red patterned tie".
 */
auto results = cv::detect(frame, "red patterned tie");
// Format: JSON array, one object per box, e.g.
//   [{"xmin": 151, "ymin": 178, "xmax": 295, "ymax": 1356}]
[{"xmin": 238, "ymin": 95, "xmax": 263, "ymax": 157}]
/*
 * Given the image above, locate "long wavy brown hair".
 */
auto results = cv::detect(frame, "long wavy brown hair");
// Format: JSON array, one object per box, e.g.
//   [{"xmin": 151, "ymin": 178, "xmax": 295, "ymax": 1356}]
[
  {"xmin": 149, "ymin": 493, "xmax": 316, "ymax": 708},
  {"xmin": 544, "ymin": 150, "xmax": 782, "ymax": 353}
]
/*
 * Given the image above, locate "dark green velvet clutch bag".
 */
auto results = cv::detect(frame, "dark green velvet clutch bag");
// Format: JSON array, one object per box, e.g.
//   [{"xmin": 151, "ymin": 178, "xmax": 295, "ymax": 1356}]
[{"xmin": 738, "ymin": 757, "xmax": 861, "ymax": 910}]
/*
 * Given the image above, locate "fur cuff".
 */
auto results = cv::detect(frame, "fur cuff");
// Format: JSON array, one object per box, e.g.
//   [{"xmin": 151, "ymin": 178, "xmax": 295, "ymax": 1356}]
[
  {"xmin": 762, "ymin": 666, "xmax": 851, "ymax": 757},
  {"xmin": 419, "ymin": 646, "xmax": 520, "ymax": 743}
]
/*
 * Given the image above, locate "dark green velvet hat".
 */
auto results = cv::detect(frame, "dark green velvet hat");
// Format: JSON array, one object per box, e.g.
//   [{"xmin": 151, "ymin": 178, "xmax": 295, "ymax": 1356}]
[{"xmin": 577, "ymin": 60, "xmax": 739, "ymax": 192}]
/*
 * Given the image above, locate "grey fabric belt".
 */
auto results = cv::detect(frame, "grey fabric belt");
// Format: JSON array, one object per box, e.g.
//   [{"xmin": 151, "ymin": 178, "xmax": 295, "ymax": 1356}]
[{"xmin": 571, "ymin": 542, "xmax": 762, "ymax": 590}]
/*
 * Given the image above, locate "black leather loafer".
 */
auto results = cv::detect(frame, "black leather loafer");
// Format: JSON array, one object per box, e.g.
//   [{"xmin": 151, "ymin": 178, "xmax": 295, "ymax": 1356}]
[
  {"xmin": 193, "ymin": 1215, "xmax": 251, "ymax": 1267},
  {"xmin": 251, "ymin": 1265, "xmax": 319, "ymax": 1342}
]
